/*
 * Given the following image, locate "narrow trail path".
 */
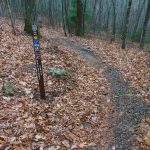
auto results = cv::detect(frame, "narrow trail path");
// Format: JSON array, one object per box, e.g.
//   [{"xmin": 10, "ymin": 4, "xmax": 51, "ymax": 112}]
[{"xmin": 47, "ymin": 36, "xmax": 149, "ymax": 150}]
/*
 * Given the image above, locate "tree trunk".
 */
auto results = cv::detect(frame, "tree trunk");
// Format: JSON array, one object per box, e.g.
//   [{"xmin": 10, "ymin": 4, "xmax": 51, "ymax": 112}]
[
  {"xmin": 83, "ymin": 0, "xmax": 87, "ymax": 34},
  {"xmin": 6, "ymin": 0, "xmax": 16, "ymax": 35},
  {"xmin": 76, "ymin": 0, "xmax": 84, "ymax": 36},
  {"xmin": 92, "ymin": 0, "xmax": 98, "ymax": 36},
  {"xmin": 111, "ymin": 0, "xmax": 116, "ymax": 42},
  {"xmin": 24, "ymin": 0, "xmax": 36, "ymax": 35},
  {"xmin": 62, "ymin": 0, "xmax": 67, "ymax": 36},
  {"xmin": 105, "ymin": 4, "xmax": 111, "ymax": 32},
  {"xmin": 140, "ymin": 0, "xmax": 150, "ymax": 48},
  {"xmin": 98, "ymin": 0, "xmax": 103, "ymax": 31},
  {"xmin": 132, "ymin": 0, "xmax": 146, "ymax": 36},
  {"xmin": 48, "ymin": 0, "xmax": 54, "ymax": 28},
  {"xmin": 64, "ymin": 0, "xmax": 71, "ymax": 34},
  {"xmin": 122, "ymin": 0, "xmax": 132, "ymax": 49}
]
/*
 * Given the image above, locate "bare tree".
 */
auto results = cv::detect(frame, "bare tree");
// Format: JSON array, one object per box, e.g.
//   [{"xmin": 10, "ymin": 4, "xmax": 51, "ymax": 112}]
[
  {"xmin": 122, "ymin": 0, "xmax": 133, "ymax": 49},
  {"xmin": 62, "ymin": 0, "xmax": 67, "ymax": 36},
  {"xmin": 83, "ymin": 0, "xmax": 87, "ymax": 34},
  {"xmin": 105, "ymin": 1, "xmax": 111, "ymax": 32},
  {"xmin": 92, "ymin": 0, "xmax": 98, "ymax": 35},
  {"xmin": 5, "ymin": 0, "xmax": 16, "ymax": 35},
  {"xmin": 140, "ymin": 0, "xmax": 150, "ymax": 48},
  {"xmin": 131, "ymin": 0, "xmax": 146, "ymax": 41},
  {"xmin": 76, "ymin": 0, "xmax": 84, "ymax": 36},
  {"xmin": 24, "ymin": 0, "xmax": 36, "ymax": 35},
  {"xmin": 111, "ymin": 0, "xmax": 116, "ymax": 42}
]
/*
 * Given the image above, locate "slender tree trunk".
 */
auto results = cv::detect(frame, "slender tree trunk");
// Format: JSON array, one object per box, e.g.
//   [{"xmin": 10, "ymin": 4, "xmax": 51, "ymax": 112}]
[
  {"xmin": 61, "ymin": 0, "xmax": 67, "ymax": 36},
  {"xmin": 64, "ymin": 0, "xmax": 71, "ymax": 34},
  {"xmin": 140, "ymin": 0, "xmax": 150, "ymax": 48},
  {"xmin": 0, "ymin": 0, "xmax": 4, "ymax": 16},
  {"xmin": 6, "ymin": 0, "xmax": 16, "ymax": 35},
  {"xmin": 111, "ymin": 0, "xmax": 116, "ymax": 42},
  {"xmin": 76, "ymin": 0, "xmax": 84, "ymax": 36},
  {"xmin": 83, "ymin": 0, "xmax": 87, "ymax": 34},
  {"xmin": 132, "ymin": 0, "xmax": 146, "ymax": 41},
  {"xmin": 48, "ymin": 0, "xmax": 54, "ymax": 28},
  {"xmin": 105, "ymin": 4, "xmax": 111, "ymax": 32},
  {"xmin": 92, "ymin": 0, "xmax": 98, "ymax": 36},
  {"xmin": 98, "ymin": 0, "xmax": 103, "ymax": 31},
  {"xmin": 122, "ymin": 0, "xmax": 133, "ymax": 49},
  {"xmin": 24, "ymin": 0, "xmax": 36, "ymax": 35}
]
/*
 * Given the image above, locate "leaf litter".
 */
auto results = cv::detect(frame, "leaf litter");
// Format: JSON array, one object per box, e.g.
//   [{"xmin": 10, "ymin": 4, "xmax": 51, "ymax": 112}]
[
  {"xmin": 0, "ymin": 17, "xmax": 113, "ymax": 150},
  {"xmin": 61, "ymin": 32, "xmax": 150, "ymax": 150}
]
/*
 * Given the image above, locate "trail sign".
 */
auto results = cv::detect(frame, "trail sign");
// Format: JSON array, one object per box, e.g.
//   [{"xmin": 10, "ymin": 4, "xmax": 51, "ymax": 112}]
[{"xmin": 32, "ymin": 25, "xmax": 45, "ymax": 99}]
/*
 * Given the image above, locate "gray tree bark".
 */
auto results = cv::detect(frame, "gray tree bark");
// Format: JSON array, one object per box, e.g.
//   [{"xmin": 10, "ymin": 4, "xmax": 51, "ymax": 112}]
[
  {"xmin": 6, "ymin": 0, "xmax": 16, "ymax": 35},
  {"xmin": 122, "ymin": 0, "xmax": 133, "ymax": 49},
  {"xmin": 111, "ymin": 0, "xmax": 116, "ymax": 42},
  {"xmin": 76, "ymin": 0, "xmax": 84, "ymax": 36},
  {"xmin": 140, "ymin": 0, "xmax": 150, "ymax": 48},
  {"xmin": 24, "ymin": 0, "xmax": 36, "ymax": 35}
]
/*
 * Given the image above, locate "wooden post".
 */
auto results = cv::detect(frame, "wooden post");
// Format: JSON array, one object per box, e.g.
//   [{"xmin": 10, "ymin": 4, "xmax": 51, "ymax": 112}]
[{"xmin": 32, "ymin": 25, "xmax": 45, "ymax": 99}]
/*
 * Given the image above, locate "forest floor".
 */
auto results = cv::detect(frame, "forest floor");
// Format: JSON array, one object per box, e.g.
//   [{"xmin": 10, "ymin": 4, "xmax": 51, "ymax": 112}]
[{"xmin": 0, "ymin": 17, "xmax": 150, "ymax": 150}]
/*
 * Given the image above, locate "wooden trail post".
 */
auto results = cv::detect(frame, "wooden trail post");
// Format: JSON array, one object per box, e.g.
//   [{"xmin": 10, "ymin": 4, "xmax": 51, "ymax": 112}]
[{"xmin": 32, "ymin": 25, "xmax": 45, "ymax": 99}]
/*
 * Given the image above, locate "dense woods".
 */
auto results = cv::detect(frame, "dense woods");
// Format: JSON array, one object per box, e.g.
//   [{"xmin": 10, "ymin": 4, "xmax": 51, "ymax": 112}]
[{"xmin": 0, "ymin": 0, "xmax": 150, "ymax": 48}]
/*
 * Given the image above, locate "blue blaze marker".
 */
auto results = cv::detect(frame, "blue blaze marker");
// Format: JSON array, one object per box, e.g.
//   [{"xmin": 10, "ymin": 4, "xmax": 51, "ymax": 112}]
[{"xmin": 34, "ymin": 40, "xmax": 39, "ymax": 46}]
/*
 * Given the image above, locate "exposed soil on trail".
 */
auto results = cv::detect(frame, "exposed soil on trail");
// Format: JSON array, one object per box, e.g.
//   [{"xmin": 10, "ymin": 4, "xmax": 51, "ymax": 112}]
[{"xmin": 47, "ymin": 35, "xmax": 150, "ymax": 150}]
